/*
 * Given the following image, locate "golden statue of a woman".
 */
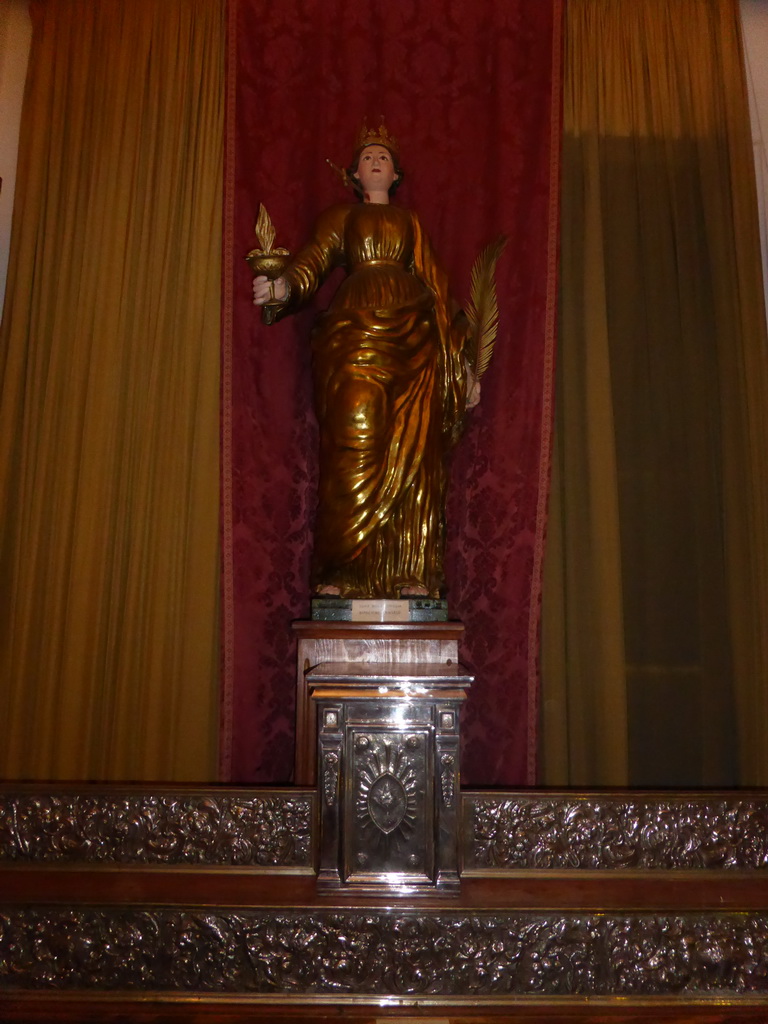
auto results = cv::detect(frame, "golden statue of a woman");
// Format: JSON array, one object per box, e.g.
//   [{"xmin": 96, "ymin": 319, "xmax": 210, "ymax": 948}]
[{"xmin": 253, "ymin": 124, "xmax": 492, "ymax": 600}]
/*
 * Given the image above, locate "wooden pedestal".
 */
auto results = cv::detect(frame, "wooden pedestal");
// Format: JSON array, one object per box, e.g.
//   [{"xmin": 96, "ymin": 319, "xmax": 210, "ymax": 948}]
[{"xmin": 292, "ymin": 620, "xmax": 465, "ymax": 784}]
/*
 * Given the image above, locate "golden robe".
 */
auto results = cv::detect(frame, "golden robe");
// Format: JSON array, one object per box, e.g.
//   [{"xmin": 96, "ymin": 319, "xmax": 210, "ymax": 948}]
[{"xmin": 280, "ymin": 202, "xmax": 468, "ymax": 598}]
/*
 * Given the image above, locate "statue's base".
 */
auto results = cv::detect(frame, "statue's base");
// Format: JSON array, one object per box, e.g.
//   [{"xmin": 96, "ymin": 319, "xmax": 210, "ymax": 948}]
[
  {"xmin": 292, "ymin": 620, "xmax": 464, "ymax": 786},
  {"xmin": 311, "ymin": 597, "xmax": 448, "ymax": 622}
]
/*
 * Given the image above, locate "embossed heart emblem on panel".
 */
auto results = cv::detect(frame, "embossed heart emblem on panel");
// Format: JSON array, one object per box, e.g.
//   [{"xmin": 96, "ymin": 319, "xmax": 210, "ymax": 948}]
[{"xmin": 367, "ymin": 773, "xmax": 408, "ymax": 834}]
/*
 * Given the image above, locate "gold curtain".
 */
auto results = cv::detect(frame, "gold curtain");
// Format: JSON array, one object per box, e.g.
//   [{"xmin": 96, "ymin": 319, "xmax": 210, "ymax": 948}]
[
  {"xmin": 0, "ymin": 0, "xmax": 223, "ymax": 780},
  {"xmin": 542, "ymin": 0, "xmax": 768, "ymax": 786}
]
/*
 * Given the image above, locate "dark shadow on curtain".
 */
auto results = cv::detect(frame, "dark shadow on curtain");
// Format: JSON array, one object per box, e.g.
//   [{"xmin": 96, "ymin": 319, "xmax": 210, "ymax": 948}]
[
  {"xmin": 543, "ymin": 132, "xmax": 766, "ymax": 787},
  {"xmin": 541, "ymin": 0, "xmax": 768, "ymax": 789}
]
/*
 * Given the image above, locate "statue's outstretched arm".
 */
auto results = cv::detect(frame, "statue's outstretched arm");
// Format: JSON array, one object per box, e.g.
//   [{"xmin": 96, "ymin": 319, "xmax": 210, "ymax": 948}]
[{"xmin": 251, "ymin": 204, "xmax": 348, "ymax": 322}]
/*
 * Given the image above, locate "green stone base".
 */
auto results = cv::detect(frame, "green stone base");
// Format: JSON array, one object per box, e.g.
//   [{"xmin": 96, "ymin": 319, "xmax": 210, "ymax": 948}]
[{"xmin": 311, "ymin": 598, "xmax": 448, "ymax": 622}]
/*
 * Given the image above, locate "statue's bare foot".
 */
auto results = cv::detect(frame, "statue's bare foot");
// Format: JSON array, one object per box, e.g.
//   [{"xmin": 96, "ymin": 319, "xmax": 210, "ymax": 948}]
[
  {"xmin": 399, "ymin": 585, "xmax": 429, "ymax": 597},
  {"xmin": 315, "ymin": 584, "xmax": 341, "ymax": 596}
]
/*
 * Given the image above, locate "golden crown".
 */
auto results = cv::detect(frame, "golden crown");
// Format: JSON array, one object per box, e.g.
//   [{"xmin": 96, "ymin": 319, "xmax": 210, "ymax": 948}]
[{"xmin": 355, "ymin": 119, "xmax": 399, "ymax": 159}]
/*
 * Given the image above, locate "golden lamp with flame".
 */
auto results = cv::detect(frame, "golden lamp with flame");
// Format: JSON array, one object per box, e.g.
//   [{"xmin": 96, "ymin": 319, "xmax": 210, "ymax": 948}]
[{"xmin": 246, "ymin": 204, "xmax": 291, "ymax": 324}]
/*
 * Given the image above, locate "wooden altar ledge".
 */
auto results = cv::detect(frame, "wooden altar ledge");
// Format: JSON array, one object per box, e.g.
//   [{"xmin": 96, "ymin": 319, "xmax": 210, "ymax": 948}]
[{"xmin": 1, "ymin": 785, "xmax": 768, "ymax": 1022}]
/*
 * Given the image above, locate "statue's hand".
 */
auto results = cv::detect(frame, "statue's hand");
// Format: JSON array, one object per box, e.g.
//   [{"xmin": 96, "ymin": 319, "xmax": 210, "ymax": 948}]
[
  {"xmin": 466, "ymin": 362, "xmax": 481, "ymax": 409},
  {"xmin": 253, "ymin": 275, "xmax": 287, "ymax": 305}
]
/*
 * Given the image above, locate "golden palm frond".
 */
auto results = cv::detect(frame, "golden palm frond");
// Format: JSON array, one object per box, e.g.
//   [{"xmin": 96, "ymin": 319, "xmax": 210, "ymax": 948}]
[
  {"xmin": 465, "ymin": 235, "xmax": 507, "ymax": 380},
  {"xmin": 254, "ymin": 203, "xmax": 276, "ymax": 254}
]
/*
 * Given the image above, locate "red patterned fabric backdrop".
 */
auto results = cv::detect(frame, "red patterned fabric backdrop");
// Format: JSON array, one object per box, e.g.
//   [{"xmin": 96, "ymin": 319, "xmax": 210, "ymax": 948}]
[{"xmin": 222, "ymin": 0, "xmax": 562, "ymax": 785}]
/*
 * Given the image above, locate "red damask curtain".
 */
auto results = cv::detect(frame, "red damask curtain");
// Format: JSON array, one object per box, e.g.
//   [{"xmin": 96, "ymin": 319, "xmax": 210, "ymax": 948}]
[{"xmin": 221, "ymin": 0, "xmax": 562, "ymax": 785}]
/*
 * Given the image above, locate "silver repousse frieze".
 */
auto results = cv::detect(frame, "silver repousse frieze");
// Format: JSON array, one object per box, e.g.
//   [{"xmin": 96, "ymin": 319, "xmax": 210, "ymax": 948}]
[
  {"xmin": 1, "ymin": 908, "xmax": 767, "ymax": 995},
  {"xmin": 464, "ymin": 794, "xmax": 768, "ymax": 870},
  {"xmin": 0, "ymin": 791, "xmax": 313, "ymax": 866}
]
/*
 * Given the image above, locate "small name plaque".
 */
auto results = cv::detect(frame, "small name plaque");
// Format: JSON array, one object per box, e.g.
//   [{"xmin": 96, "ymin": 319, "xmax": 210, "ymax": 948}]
[{"xmin": 351, "ymin": 599, "xmax": 410, "ymax": 623}]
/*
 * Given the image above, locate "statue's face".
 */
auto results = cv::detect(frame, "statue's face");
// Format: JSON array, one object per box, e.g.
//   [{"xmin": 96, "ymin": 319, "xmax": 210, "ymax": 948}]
[{"xmin": 353, "ymin": 145, "xmax": 396, "ymax": 194}]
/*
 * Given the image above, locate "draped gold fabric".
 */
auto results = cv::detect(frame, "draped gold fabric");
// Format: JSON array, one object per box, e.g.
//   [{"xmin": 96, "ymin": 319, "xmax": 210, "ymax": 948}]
[
  {"xmin": 0, "ymin": 0, "xmax": 223, "ymax": 780},
  {"xmin": 280, "ymin": 202, "xmax": 467, "ymax": 598},
  {"xmin": 542, "ymin": 0, "xmax": 768, "ymax": 786}
]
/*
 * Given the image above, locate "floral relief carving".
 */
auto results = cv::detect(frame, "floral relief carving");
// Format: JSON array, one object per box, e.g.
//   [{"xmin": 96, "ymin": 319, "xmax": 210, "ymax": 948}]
[
  {"xmin": 0, "ymin": 792, "xmax": 313, "ymax": 867},
  {"xmin": 439, "ymin": 753, "xmax": 455, "ymax": 808},
  {"xmin": 322, "ymin": 752, "xmax": 340, "ymax": 807},
  {"xmin": 1, "ymin": 908, "xmax": 767, "ymax": 995},
  {"xmin": 465, "ymin": 795, "xmax": 768, "ymax": 870}
]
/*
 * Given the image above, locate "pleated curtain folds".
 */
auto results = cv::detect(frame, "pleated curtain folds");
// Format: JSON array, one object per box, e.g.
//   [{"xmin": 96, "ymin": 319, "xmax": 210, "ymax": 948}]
[
  {"xmin": 0, "ymin": 0, "xmax": 224, "ymax": 780},
  {"xmin": 541, "ymin": 0, "xmax": 768, "ymax": 787},
  {"xmin": 2, "ymin": 0, "xmax": 767, "ymax": 787}
]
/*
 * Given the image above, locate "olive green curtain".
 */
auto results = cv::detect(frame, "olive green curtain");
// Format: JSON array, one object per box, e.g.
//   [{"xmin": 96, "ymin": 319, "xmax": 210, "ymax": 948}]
[
  {"xmin": 541, "ymin": 0, "xmax": 768, "ymax": 786},
  {"xmin": 0, "ymin": 0, "xmax": 223, "ymax": 780}
]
